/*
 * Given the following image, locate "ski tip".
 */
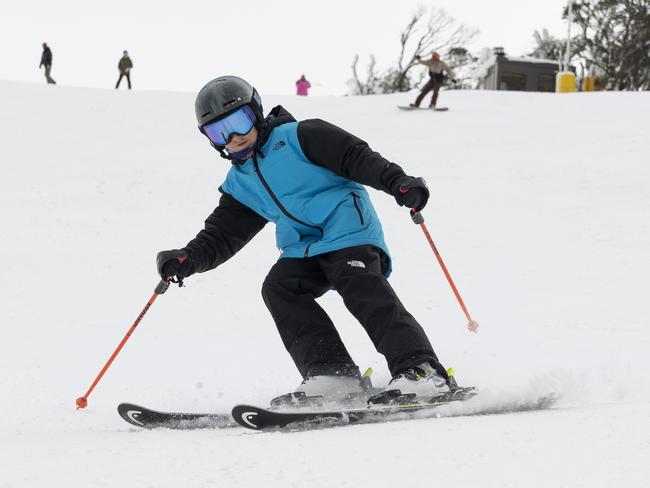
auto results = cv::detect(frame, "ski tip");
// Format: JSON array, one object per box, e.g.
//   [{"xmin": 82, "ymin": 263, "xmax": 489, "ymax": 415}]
[
  {"xmin": 231, "ymin": 404, "xmax": 268, "ymax": 430},
  {"xmin": 117, "ymin": 403, "xmax": 149, "ymax": 428}
]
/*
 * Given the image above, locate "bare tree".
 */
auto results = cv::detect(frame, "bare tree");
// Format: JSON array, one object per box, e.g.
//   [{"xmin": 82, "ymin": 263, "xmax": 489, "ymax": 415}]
[
  {"xmin": 350, "ymin": 7, "xmax": 477, "ymax": 95},
  {"xmin": 348, "ymin": 55, "xmax": 381, "ymax": 95},
  {"xmin": 349, "ymin": 55, "xmax": 365, "ymax": 95}
]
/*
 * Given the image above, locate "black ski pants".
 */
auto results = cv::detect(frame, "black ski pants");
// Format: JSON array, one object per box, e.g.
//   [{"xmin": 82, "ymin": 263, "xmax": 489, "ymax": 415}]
[
  {"xmin": 261, "ymin": 245, "xmax": 446, "ymax": 379},
  {"xmin": 116, "ymin": 72, "xmax": 131, "ymax": 89}
]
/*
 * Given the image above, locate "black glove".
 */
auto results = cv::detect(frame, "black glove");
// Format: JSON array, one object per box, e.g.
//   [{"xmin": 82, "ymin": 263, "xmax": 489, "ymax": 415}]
[
  {"xmin": 156, "ymin": 249, "xmax": 193, "ymax": 281},
  {"xmin": 391, "ymin": 176, "xmax": 429, "ymax": 212},
  {"xmin": 415, "ymin": 55, "xmax": 421, "ymax": 60}
]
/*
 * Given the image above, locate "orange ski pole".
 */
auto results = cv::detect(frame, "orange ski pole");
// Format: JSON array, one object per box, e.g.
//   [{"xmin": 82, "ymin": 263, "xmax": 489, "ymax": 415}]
[
  {"xmin": 410, "ymin": 210, "xmax": 479, "ymax": 333},
  {"xmin": 75, "ymin": 278, "xmax": 173, "ymax": 409}
]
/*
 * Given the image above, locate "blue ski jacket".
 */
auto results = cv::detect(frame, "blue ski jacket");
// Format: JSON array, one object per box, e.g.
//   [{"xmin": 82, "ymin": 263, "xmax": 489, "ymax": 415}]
[{"xmin": 183, "ymin": 106, "xmax": 411, "ymax": 277}]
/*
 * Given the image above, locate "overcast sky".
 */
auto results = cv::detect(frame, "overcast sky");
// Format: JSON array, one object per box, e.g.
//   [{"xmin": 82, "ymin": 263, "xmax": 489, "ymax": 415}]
[{"xmin": 1, "ymin": 0, "xmax": 572, "ymax": 95}]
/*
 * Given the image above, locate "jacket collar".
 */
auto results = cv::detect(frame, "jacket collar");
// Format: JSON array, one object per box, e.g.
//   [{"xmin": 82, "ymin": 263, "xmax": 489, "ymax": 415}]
[{"xmin": 256, "ymin": 105, "xmax": 296, "ymax": 155}]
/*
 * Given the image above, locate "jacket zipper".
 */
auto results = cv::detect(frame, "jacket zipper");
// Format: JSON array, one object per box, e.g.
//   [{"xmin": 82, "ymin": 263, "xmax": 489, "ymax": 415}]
[
  {"xmin": 351, "ymin": 193, "xmax": 364, "ymax": 225},
  {"xmin": 253, "ymin": 155, "xmax": 323, "ymax": 257}
]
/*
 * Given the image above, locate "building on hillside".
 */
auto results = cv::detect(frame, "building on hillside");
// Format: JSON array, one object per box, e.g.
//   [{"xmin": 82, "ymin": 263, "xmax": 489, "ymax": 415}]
[{"xmin": 477, "ymin": 47, "xmax": 573, "ymax": 92}]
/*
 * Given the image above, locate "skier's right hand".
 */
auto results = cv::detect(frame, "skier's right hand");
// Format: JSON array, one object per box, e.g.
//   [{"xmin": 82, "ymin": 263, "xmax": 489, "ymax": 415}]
[{"xmin": 156, "ymin": 249, "xmax": 193, "ymax": 281}]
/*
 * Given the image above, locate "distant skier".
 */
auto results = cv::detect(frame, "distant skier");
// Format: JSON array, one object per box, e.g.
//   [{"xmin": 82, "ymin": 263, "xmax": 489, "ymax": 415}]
[
  {"xmin": 296, "ymin": 74, "xmax": 311, "ymax": 96},
  {"xmin": 115, "ymin": 51, "xmax": 133, "ymax": 90},
  {"xmin": 39, "ymin": 43, "xmax": 56, "ymax": 84},
  {"xmin": 156, "ymin": 76, "xmax": 452, "ymax": 404},
  {"xmin": 410, "ymin": 52, "xmax": 454, "ymax": 109}
]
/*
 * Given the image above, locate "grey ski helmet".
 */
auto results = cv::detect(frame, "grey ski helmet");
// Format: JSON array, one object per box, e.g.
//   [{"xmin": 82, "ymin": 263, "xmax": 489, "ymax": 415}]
[{"xmin": 194, "ymin": 75, "xmax": 263, "ymax": 131}]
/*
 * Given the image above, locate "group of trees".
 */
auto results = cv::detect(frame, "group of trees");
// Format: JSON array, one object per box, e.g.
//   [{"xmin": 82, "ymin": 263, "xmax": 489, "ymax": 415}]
[
  {"xmin": 350, "ymin": 1, "xmax": 650, "ymax": 94},
  {"xmin": 530, "ymin": 0, "xmax": 650, "ymax": 90},
  {"xmin": 569, "ymin": 0, "xmax": 650, "ymax": 90}
]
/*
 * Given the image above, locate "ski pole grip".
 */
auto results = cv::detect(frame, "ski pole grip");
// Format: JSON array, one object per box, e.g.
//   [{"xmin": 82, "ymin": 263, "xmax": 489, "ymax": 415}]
[
  {"xmin": 154, "ymin": 255, "xmax": 187, "ymax": 294},
  {"xmin": 410, "ymin": 209, "xmax": 425, "ymax": 225},
  {"xmin": 154, "ymin": 279, "xmax": 171, "ymax": 295}
]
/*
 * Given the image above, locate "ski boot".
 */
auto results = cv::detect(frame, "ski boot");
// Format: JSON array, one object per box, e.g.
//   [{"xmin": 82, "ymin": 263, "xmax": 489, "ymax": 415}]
[
  {"xmin": 368, "ymin": 365, "xmax": 478, "ymax": 405},
  {"xmin": 270, "ymin": 368, "xmax": 376, "ymax": 410}
]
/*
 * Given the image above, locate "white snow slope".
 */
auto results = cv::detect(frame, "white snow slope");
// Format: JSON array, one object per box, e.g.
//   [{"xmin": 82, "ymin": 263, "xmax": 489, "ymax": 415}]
[{"xmin": 1, "ymin": 80, "xmax": 649, "ymax": 487}]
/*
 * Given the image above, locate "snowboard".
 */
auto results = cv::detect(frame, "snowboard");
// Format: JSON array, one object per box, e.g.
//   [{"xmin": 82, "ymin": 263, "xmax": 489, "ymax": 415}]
[{"xmin": 398, "ymin": 105, "xmax": 449, "ymax": 112}]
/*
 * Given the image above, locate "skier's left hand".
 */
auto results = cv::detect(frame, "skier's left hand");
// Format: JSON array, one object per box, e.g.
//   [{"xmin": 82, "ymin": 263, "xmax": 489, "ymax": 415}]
[{"xmin": 392, "ymin": 176, "xmax": 429, "ymax": 212}]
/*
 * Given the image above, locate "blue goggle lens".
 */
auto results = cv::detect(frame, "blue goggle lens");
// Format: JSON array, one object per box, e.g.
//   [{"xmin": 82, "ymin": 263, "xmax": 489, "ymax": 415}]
[{"xmin": 202, "ymin": 105, "xmax": 256, "ymax": 146}]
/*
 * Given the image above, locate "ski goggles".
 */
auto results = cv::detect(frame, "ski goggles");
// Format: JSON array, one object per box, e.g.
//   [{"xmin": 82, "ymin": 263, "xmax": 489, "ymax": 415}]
[{"xmin": 201, "ymin": 105, "xmax": 256, "ymax": 146}]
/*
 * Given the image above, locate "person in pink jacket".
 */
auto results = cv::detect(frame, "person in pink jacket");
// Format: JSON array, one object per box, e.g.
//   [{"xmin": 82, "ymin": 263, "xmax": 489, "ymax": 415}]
[{"xmin": 296, "ymin": 74, "xmax": 311, "ymax": 96}]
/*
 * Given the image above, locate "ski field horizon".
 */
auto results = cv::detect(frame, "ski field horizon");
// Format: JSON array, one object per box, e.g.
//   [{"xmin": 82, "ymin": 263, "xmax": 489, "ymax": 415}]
[{"xmin": 1, "ymin": 80, "xmax": 649, "ymax": 487}]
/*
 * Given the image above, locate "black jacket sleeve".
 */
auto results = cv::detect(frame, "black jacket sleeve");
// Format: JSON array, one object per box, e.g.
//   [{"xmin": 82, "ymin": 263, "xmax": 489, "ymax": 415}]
[
  {"xmin": 182, "ymin": 191, "xmax": 267, "ymax": 274},
  {"xmin": 297, "ymin": 119, "xmax": 407, "ymax": 195}
]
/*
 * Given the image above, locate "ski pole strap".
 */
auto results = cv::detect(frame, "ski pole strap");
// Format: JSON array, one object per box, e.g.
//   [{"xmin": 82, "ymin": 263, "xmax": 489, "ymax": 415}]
[
  {"xmin": 168, "ymin": 276, "xmax": 184, "ymax": 288},
  {"xmin": 410, "ymin": 209, "xmax": 425, "ymax": 224}
]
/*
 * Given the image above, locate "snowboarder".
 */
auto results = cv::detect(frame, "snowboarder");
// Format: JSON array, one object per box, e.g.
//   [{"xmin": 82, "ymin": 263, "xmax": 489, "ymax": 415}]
[
  {"xmin": 115, "ymin": 51, "xmax": 133, "ymax": 90},
  {"xmin": 296, "ymin": 74, "xmax": 311, "ymax": 96},
  {"xmin": 156, "ymin": 76, "xmax": 451, "ymax": 403},
  {"xmin": 39, "ymin": 43, "xmax": 56, "ymax": 84},
  {"xmin": 410, "ymin": 52, "xmax": 454, "ymax": 109}
]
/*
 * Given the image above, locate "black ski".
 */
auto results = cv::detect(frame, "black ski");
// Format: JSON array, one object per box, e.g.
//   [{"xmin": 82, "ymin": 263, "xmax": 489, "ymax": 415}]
[
  {"xmin": 232, "ymin": 387, "xmax": 478, "ymax": 431},
  {"xmin": 232, "ymin": 391, "xmax": 557, "ymax": 431},
  {"xmin": 117, "ymin": 402, "xmax": 237, "ymax": 429}
]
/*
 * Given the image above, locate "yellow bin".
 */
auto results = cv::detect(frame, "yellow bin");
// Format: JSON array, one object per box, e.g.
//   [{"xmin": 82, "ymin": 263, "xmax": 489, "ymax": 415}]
[
  {"xmin": 556, "ymin": 71, "xmax": 576, "ymax": 93},
  {"xmin": 582, "ymin": 76, "xmax": 595, "ymax": 92}
]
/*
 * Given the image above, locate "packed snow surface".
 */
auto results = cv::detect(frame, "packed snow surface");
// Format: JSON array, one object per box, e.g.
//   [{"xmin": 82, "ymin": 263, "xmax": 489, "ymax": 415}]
[{"xmin": 1, "ymin": 80, "xmax": 649, "ymax": 487}]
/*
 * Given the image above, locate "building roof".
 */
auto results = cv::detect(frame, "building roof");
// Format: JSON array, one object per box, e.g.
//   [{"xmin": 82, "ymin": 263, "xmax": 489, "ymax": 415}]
[{"xmin": 503, "ymin": 55, "xmax": 560, "ymax": 65}]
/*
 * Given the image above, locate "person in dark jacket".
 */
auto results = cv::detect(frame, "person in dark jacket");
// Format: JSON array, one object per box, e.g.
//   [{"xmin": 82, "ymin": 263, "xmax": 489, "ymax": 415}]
[
  {"xmin": 115, "ymin": 51, "xmax": 133, "ymax": 89},
  {"xmin": 156, "ymin": 76, "xmax": 452, "ymax": 403},
  {"xmin": 39, "ymin": 43, "xmax": 56, "ymax": 84}
]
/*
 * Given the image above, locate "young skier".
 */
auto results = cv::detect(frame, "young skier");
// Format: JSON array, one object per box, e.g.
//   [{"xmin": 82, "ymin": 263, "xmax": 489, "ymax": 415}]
[
  {"xmin": 410, "ymin": 52, "xmax": 454, "ymax": 109},
  {"xmin": 157, "ymin": 75, "xmax": 451, "ymax": 403}
]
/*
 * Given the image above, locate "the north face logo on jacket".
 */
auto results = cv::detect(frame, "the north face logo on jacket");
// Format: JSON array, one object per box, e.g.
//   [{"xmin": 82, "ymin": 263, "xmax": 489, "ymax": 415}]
[{"xmin": 273, "ymin": 141, "xmax": 286, "ymax": 151}]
